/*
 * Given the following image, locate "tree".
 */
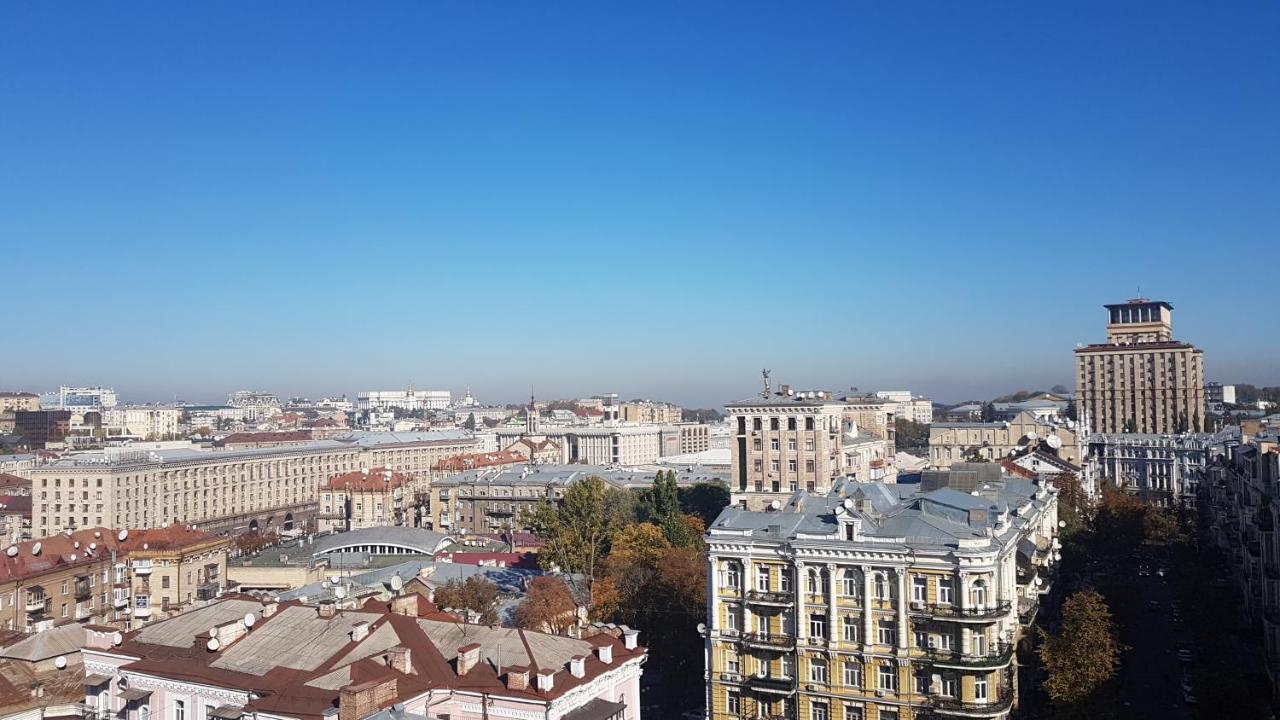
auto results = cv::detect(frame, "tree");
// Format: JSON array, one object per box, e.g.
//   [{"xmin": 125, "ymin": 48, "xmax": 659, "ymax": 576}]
[
  {"xmin": 678, "ymin": 483, "xmax": 730, "ymax": 527},
  {"xmin": 521, "ymin": 476, "xmax": 619, "ymax": 608},
  {"xmin": 464, "ymin": 413, "xmax": 476, "ymax": 431},
  {"xmin": 894, "ymin": 418, "xmax": 929, "ymax": 452},
  {"xmin": 1038, "ymin": 589, "xmax": 1120, "ymax": 708},
  {"xmin": 432, "ymin": 576, "xmax": 499, "ymax": 625},
  {"xmin": 513, "ymin": 576, "xmax": 578, "ymax": 634},
  {"xmin": 1051, "ymin": 384, "xmax": 1070, "ymax": 395}
]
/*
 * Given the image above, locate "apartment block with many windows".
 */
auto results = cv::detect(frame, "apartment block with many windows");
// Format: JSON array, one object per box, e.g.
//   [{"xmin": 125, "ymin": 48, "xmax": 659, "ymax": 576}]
[{"xmin": 705, "ymin": 474, "xmax": 1059, "ymax": 720}]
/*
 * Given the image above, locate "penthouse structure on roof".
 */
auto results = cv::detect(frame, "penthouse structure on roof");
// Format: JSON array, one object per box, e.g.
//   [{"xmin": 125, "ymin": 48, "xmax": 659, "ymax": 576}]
[
  {"xmin": 704, "ymin": 468, "xmax": 1060, "ymax": 720},
  {"xmin": 83, "ymin": 595, "xmax": 646, "ymax": 720}
]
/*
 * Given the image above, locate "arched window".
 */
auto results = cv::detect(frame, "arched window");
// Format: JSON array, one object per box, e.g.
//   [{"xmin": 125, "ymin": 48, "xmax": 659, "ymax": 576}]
[
  {"xmin": 971, "ymin": 579, "xmax": 988, "ymax": 609},
  {"xmin": 842, "ymin": 568, "xmax": 862, "ymax": 597},
  {"xmin": 874, "ymin": 573, "xmax": 888, "ymax": 600},
  {"xmin": 725, "ymin": 562, "xmax": 741, "ymax": 589}
]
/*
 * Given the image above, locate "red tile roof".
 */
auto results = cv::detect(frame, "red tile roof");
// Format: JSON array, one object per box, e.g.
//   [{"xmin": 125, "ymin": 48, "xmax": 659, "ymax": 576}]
[
  {"xmin": 433, "ymin": 450, "xmax": 526, "ymax": 473},
  {"xmin": 322, "ymin": 467, "xmax": 413, "ymax": 492},
  {"xmin": 0, "ymin": 496, "xmax": 31, "ymax": 516},
  {"xmin": 0, "ymin": 474, "xmax": 29, "ymax": 493},
  {"xmin": 0, "ymin": 527, "xmax": 121, "ymax": 583},
  {"xmin": 120, "ymin": 525, "xmax": 225, "ymax": 553}
]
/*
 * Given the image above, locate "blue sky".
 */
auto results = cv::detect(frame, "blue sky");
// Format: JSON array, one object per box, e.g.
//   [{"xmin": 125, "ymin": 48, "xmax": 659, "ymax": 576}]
[{"xmin": 2, "ymin": 2, "xmax": 1277, "ymax": 407}]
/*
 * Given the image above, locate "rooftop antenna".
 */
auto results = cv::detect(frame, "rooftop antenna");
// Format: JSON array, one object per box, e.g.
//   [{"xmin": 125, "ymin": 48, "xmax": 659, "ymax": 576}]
[{"xmin": 761, "ymin": 369, "xmax": 771, "ymax": 399}]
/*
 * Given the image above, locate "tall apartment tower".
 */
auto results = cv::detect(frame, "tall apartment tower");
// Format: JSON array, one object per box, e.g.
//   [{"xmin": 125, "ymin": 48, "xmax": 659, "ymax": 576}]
[
  {"xmin": 1075, "ymin": 299, "xmax": 1205, "ymax": 434},
  {"xmin": 727, "ymin": 387, "xmax": 847, "ymax": 510}
]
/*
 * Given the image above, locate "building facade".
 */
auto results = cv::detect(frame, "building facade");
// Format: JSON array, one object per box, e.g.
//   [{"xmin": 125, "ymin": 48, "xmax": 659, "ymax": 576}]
[
  {"xmin": 875, "ymin": 392, "xmax": 934, "ymax": 425},
  {"xmin": 318, "ymin": 468, "xmax": 415, "ymax": 534},
  {"xmin": 620, "ymin": 402, "xmax": 683, "ymax": 425},
  {"xmin": 27, "ymin": 431, "xmax": 476, "ymax": 537},
  {"xmin": 928, "ymin": 412, "xmax": 1080, "ymax": 470},
  {"xmin": 357, "ymin": 389, "xmax": 452, "ymax": 412},
  {"xmin": 1074, "ymin": 299, "xmax": 1206, "ymax": 434},
  {"xmin": 727, "ymin": 390, "xmax": 849, "ymax": 511},
  {"xmin": 494, "ymin": 425, "xmax": 664, "ymax": 466},
  {"xmin": 704, "ymin": 475, "xmax": 1059, "ymax": 720},
  {"xmin": 1084, "ymin": 431, "xmax": 1233, "ymax": 506},
  {"xmin": 121, "ymin": 525, "xmax": 231, "ymax": 626},
  {"xmin": 0, "ymin": 527, "xmax": 125, "ymax": 632},
  {"xmin": 0, "ymin": 392, "xmax": 40, "ymax": 413}
]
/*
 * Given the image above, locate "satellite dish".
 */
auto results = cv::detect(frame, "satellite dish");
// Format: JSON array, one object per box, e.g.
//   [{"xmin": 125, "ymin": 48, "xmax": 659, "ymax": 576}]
[
  {"xmin": 1026, "ymin": 431, "xmax": 1039, "ymax": 441},
  {"xmin": 55, "ymin": 656, "xmax": 67, "ymax": 669},
  {"xmin": 390, "ymin": 575, "xmax": 404, "ymax": 592},
  {"xmin": 68, "ymin": 554, "xmax": 77, "ymax": 562},
  {"xmin": 89, "ymin": 543, "xmax": 97, "ymax": 550},
  {"xmin": 243, "ymin": 613, "xmax": 256, "ymax": 628},
  {"xmin": 112, "ymin": 632, "xmax": 123, "ymax": 646},
  {"xmin": 5, "ymin": 546, "xmax": 16, "ymax": 557},
  {"xmin": 94, "ymin": 531, "xmax": 101, "ymax": 539},
  {"xmin": 73, "ymin": 541, "xmax": 80, "ymax": 549},
  {"xmin": 31, "ymin": 542, "xmax": 41, "ymax": 556},
  {"xmin": 769, "ymin": 500, "xmax": 781, "ymax": 511},
  {"xmin": 207, "ymin": 638, "xmax": 221, "ymax": 652},
  {"xmin": 1058, "ymin": 520, "xmax": 1066, "ymax": 528},
  {"xmin": 142, "ymin": 543, "xmax": 148, "ymax": 550},
  {"xmin": 842, "ymin": 498, "xmax": 853, "ymax": 510},
  {"xmin": 335, "ymin": 586, "xmax": 348, "ymax": 599},
  {"xmin": 118, "ymin": 530, "xmax": 128, "ymax": 541},
  {"xmin": 209, "ymin": 627, "xmax": 220, "ymax": 638},
  {"xmin": 696, "ymin": 622, "xmax": 706, "ymax": 634},
  {"xmin": 1046, "ymin": 435, "xmax": 1063, "ymax": 450}
]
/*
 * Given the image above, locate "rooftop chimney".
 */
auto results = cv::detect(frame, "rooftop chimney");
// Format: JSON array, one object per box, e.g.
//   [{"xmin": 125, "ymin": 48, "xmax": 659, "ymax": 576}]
[
  {"xmin": 595, "ymin": 644, "xmax": 613, "ymax": 664},
  {"xmin": 568, "ymin": 655, "xmax": 586, "ymax": 678},
  {"xmin": 456, "ymin": 643, "xmax": 482, "ymax": 675},
  {"xmin": 351, "ymin": 621, "xmax": 370, "ymax": 643},
  {"xmin": 338, "ymin": 677, "xmax": 397, "ymax": 720},
  {"xmin": 506, "ymin": 665, "xmax": 530, "ymax": 690},
  {"xmin": 622, "ymin": 629, "xmax": 639, "ymax": 650},
  {"xmin": 385, "ymin": 646, "xmax": 414, "ymax": 675},
  {"xmin": 535, "ymin": 669, "xmax": 555, "ymax": 692},
  {"xmin": 318, "ymin": 602, "xmax": 337, "ymax": 619}
]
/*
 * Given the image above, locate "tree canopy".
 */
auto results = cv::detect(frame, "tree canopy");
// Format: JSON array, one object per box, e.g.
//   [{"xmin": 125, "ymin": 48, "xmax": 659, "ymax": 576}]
[
  {"xmin": 432, "ymin": 575, "xmax": 499, "ymax": 625},
  {"xmin": 1038, "ymin": 589, "xmax": 1121, "ymax": 709},
  {"xmin": 513, "ymin": 576, "xmax": 578, "ymax": 634}
]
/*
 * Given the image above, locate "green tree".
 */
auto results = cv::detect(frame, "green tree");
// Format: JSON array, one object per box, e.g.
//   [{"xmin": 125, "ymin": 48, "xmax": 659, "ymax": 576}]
[
  {"xmin": 678, "ymin": 482, "xmax": 730, "ymax": 527},
  {"xmin": 894, "ymin": 418, "xmax": 929, "ymax": 452},
  {"xmin": 1038, "ymin": 589, "xmax": 1121, "ymax": 709},
  {"xmin": 521, "ymin": 476, "xmax": 618, "ymax": 608},
  {"xmin": 464, "ymin": 413, "xmax": 476, "ymax": 431}
]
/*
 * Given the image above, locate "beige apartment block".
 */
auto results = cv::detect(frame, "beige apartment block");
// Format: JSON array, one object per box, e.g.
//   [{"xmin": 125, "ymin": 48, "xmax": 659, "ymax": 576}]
[
  {"xmin": 1075, "ymin": 299, "xmax": 1205, "ymax": 434},
  {"xmin": 0, "ymin": 392, "xmax": 40, "ymax": 413},
  {"xmin": 929, "ymin": 411, "xmax": 1080, "ymax": 469},
  {"xmin": 317, "ymin": 467, "xmax": 414, "ymax": 533},
  {"xmin": 26, "ymin": 431, "xmax": 476, "ymax": 537},
  {"xmin": 121, "ymin": 525, "xmax": 230, "ymax": 626},
  {"xmin": 728, "ymin": 389, "xmax": 848, "ymax": 510}
]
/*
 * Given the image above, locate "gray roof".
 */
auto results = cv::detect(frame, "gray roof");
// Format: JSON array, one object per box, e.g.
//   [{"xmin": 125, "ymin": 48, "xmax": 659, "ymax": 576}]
[
  {"xmin": 132, "ymin": 598, "xmax": 264, "ymax": 649},
  {"xmin": 311, "ymin": 527, "xmax": 453, "ymax": 557},
  {"xmin": 212, "ymin": 605, "xmax": 384, "ymax": 675},
  {"xmin": 0, "ymin": 623, "xmax": 84, "ymax": 662}
]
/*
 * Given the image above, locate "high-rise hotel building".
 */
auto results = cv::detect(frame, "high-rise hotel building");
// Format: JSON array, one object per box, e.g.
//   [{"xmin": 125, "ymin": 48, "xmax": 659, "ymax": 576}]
[
  {"xmin": 1075, "ymin": 299, "xmax": 1205, "ymax": 434},
  {"xmin": 704, "ymin": 471, "xmax": 1060, "ymax": 720}
]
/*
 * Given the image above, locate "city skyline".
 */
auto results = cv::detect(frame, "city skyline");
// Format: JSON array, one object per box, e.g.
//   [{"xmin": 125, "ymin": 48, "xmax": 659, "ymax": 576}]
[{"xmin": 3, "ymin": 2, "xmax": 1278, "ymax": 406}]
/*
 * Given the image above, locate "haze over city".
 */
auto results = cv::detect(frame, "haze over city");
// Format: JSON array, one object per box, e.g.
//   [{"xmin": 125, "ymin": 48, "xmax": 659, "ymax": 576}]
[{"xmin": 3, "ymin": 2, "xmax": 1278, "ymax": 406}]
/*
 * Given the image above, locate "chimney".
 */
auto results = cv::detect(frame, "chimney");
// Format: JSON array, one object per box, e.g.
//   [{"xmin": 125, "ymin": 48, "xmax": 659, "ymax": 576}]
[
  {"xmin": 568, "ymin": 655, "xmax": 586, "ymax": 678},
  {"xmin": 622, "ymin": 628, "xmax": 639, "ymax": 650},
  {"xmin": 780, "ymin": 384, "xmax": 791, "ymax": 396},
  {"xmin": 390, "ymin": 594, "xmax": 418, "ymax": 616},
  {"xmin": 351, "ymin": 621, "xmax": 370, "ymax": 643},
  {"xmin": 595, "ymin": 644, "xmax": 613, "ymax": 664},
  {"xmin": 262, "ymin": 602, "xmax": 278, "ymax": 618},
  {"xmin": 214, "ymin": 620, "xmax": 248, "ymax": 648},
  {"xmin": 385, "ymin": 646, "xmax": 414, "ymax": 675},
  {"xmin": 505, "ymin": 665, "xmax": 529, "ymax": 690},
  {"xmin": 535, "ymin": 669, "xmax": 555, "ymax": 692},
  {"xmin": 338, "ymin": 678, "xmax": 398, "ymax": 720},
  {"xmin": 318, "ymin": 602, "xmax": 337, "ymax": 619},
  {"xmin": 456, "ymin": 643, "xmax": 482, "ymax": 675}
]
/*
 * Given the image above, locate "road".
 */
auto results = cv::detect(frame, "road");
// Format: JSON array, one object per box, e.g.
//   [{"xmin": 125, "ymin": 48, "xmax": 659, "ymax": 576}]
[{"xmin": 1114, "ymin": 560, "xmax": 1191, "ymax": 719}]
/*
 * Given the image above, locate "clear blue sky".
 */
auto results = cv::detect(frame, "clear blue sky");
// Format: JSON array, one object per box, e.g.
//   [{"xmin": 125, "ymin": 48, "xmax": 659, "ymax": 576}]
[{"xmin": 2, "ymin": 2, "xmax": 1277, "ymax": 407}]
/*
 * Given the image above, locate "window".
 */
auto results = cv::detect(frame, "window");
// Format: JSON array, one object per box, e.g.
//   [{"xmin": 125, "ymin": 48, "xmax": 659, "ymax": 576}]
[
  {"xmin": 914, "ymin": 630, "xmax": 928, "ymax": 648},
  {"xmin": 780, "ymin": 569, "xmax": 791, "ymax": 593},
  {"xmin": 809, "ymin": 614, "xmax": 826, "ymax": 639},
  {"xmin": 843, "ymin": 661, "xmax": 862, "ymax": 687},
  {"xmin": 878, "ymin": 664, "xmax": 897, "ymax": 691},
  {"xmin": 873, "ymin": 574, "xmax": 888, "ymax": 600},
  {"xmin": 173, "ymin": 700, "xmax": 185, "ymax": 720},
  {"xmin": 810, "ymin": 658, "xmax": 828, "ymax": 684},
  {"xmin": 912, "ymin": 576, "xmax": 927, "ymax": 603},
  {"xmin": 972, "ymin": 633, "xmax": 987, "ymax": 656},
  {"xmin": 754, "ymin": 418, "xmax": 762, "ymax": 431},
  {"xmin": 842, "ymin": 616, "xmax": 858, "ymax": 642},
  {"xmin": 771, "ymin": 438, "xmax": 780, "ymax": 451},
  {"xmin": 938, "ymin": 577, "xmax": 954, "ymax": 605},
  {"xmin": 940, "ymin": 675, "xmax": 958, "ymax": 697},
  {"xmin": 727, "ymin": 691, "xmax": 741, "ymax": 715},
  {"xmin": 805, "ymin": 417, "xmax": 815, "ymax": 431},
  {"xmin": 781, "ymin": 654, "xmax": 795, "ymax": 678},
  {"xmin": 971, "ymin": 580, "xmax": 988, "ymax": 608},
  {"xmin": 975, "ymin": 677, "xmax": 989, "ymax": 701},
  {"xmin": 788, "ymin": 438, "xmax": 796, "ymax": 451},
  {"xmin": 877, "ymin": 620, "xmax": 896, "ymax": 646},
  {"xmin": 810, "ymin": 701, "xmax": 829, "ymax": 720},
  {"xmin": 753, "ymin": 438, "xmax": 762, "ymax": 451},
  {"xmin": 757, "ymin": 566, "xmax": 770, "ymax": 592},
  {"xmin": 161, "ymin": 576, "xmax": 170, "ymax": 589},
  {"xmin": 770, "ymin": 418, "xmax": 780, "ymax": 431},
  {"xmin": 204, "ymin": 707, "xmax": 214, "ymax": 720},
  {"xmin": 726, "ymin": 653, "xmax": 740, "ymax": 675},
  {"xmin": 843, "ymin": 569, "xmax": 860, "ymax": 597},
  {"xmin": 788, "ymin": 459, "xmax": 797, "ymax": 472},
  {"xmin": 725, "ymin": 609, "xmax": 738, "ymax": 631},
  {"xmin": 914, "ymin": 672, "xmax": 929, "ymax": 694},
  {"xmin": 725, "ymin": 563, "xmax": 741, "ymax": 589}
]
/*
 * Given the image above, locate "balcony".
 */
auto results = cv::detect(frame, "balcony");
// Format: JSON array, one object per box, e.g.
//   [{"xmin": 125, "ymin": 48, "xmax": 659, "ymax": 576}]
[
  {"xmin": 745, "ymin": 590, "xmax": 795, "ymax": 608},
  {"xmin": 196, "ymin": 582, "xmax": 220, "ymax": 601},
  {"xmin": 132, "ymin": 561, "xmax": 152, "ymax": 576},
  {"xmin": 911, "ymin": 601, "xmax": 1012, "ymax": 621},
  {"xmin": 739, "ymin": 631, "xmax": 796, "ymax": 651},
  {"xmin": 25, "ymin": 594, "xmax": 48, "ymax": 613},
  {"xmin": 74, "ymin": 577, "xmax": 92, "ymax": 600},
  {"xmin": 75, "ymin": 604, "xmax": 92, "ymax": 620},
  {"xmin": 932, "ymin": 687, "xmax": 1015, "ymax": 716},
  {"xmin": 922, "ymin": 642, "xmax": 1014, "ymax": 670},
  {"xmin": 112, "ymin": 591, "xmax": 129, "ymax": 609},
  {"xmin": 745, "ymin": 675, "xmax": 796, "ymax": 695}
]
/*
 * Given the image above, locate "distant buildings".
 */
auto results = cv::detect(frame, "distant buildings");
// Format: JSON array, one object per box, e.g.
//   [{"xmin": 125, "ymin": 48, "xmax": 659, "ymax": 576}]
[
  {"xmin": 875, "ymin": 390, "xmax": 934, "ymax": 425},
  {"xmin": 704, "ymin": 470, "xmax": 1060, "ymax": 720},
  {"xmin": 27, "ymin": 430, "xmax": 477, "ymax": 537},
  {"xmin": 12, "ymin": 411, "xmax": 72, "ymax": 449},
  {"xmin": 226, "ymin": 390, "xmax": 282, "ymax": 422},
  {"xmin": 39, "ymin": 386, "xmax": 118, "ymax": 411},
  {"xmin": 318, "ymin": 468, "xmax": 414, "ymax": 534},
  {"xmin": 1074, "ymin": 299, "xmax": 1205, "ymax": 434},
  {"xmin": 0, "ymin": 392, "xmax": 40, "ymax": 413},
  {"xmin": 357, "ymin": 388, "xmax": 451, "ymax": 412},
  {"xmin": 494, "ymin": 424, "xmax": 666, "ymax": 466},
  {"xmin": 1084, "ymin": 430, "xmax": 1234, "ymax": 505},
  {"xmin": 928, "ymin": 411, "xmax": 1080, "ymax": 471},
  {"xmin": 1206, "ymin": 381, "xmax": 1237, "ymax": 410},
  {"xmin": 620, "ymin": 401, "xmax": 682, "ymax": 424}
]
